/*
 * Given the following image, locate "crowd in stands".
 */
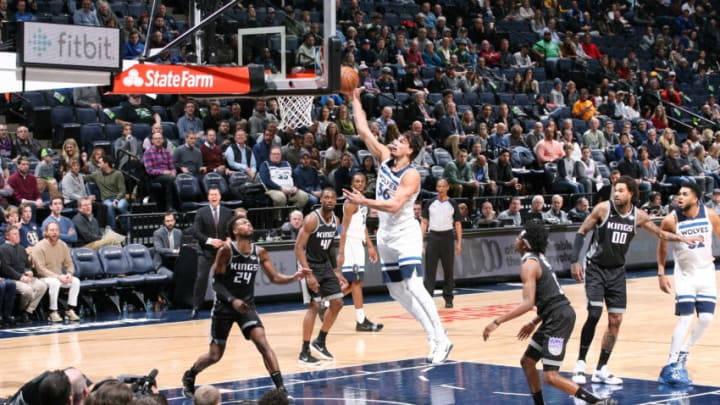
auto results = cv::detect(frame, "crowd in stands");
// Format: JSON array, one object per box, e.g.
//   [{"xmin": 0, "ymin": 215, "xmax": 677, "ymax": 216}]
[{"xmin": 3, "ymin": 0, "xmax": 720, "ymax": 325}]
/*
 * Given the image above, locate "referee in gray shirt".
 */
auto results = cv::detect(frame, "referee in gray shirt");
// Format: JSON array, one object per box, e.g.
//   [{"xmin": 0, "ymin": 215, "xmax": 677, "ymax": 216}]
[{"xmin": 421, "ymin": 179, "xmax": 463, "ymax": 308}]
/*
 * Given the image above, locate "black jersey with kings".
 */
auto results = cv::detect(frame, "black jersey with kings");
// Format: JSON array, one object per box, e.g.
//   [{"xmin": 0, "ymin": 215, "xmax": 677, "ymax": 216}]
[
  {"xmin": 213, "ymin": 243, "xmax": 261, "ymax": 314},
  {"xmin": 306, "ymin": 210, "xmax": 337, "ymax": 264},
  {"xmin": 523, "ymin": 253, "xmax": 569, "ymax": 318},
  {"xmin": 587, "ymin": 202, "xmax": 637, "ymax": 268}
]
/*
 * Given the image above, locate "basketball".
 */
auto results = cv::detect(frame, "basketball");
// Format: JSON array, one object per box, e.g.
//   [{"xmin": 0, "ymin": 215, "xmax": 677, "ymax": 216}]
[{"xmin": 340, "ymin": 66, "xmax": 359, "ymax": 94}]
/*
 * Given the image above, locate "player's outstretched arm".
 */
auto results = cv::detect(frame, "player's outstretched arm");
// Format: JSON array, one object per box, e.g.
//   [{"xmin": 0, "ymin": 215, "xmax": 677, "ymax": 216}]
[
  {"xmin": 350, "ymin": 88, "xmax": 390, "ymax": 162},
  {"xmin": 344, "ymin": 169, "xmax": 420, "ymax": 214},
  {"xmin": 656, "ymin": 212, "xmax": 676, "ymax": 294},
  {"xmin": 639, "ymin": 208, "xmax": 701, "ymax": 244},
  {"xmin": 483, "ymin": 259, "xmax": 539, "ymax": 341},
  {"xmin": 259, "ymin": 246, "xmax": 310, "ymax": 284}
]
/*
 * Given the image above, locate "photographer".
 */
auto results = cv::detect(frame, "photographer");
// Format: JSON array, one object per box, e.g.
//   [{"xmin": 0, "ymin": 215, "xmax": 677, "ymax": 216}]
[{"xmin": 7, "ymin": 367, "xmax": 89, "ymax": 405}]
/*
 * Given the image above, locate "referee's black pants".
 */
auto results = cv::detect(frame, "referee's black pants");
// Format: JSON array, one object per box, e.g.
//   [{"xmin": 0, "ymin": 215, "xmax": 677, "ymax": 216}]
[{"xmin": 423, "ymin": 230, "xmax": 455, "ymax": 303}]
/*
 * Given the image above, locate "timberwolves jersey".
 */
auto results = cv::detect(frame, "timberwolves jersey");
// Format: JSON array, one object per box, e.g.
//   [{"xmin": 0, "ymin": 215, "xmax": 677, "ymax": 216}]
[
  {"xmin": 673, "ymin": 203, "xmax": 714, "ymax": 274},
  {"xmin": 344, "ymin": 202, "xmax": 367, "ymax": 240},
  {"xmin": 523, "ymin": 253, "xmax": 569, "ymax": 318},
  {"xmin": 376, "ymin": 159, "xmax": 420, "ymax": 229},
  {"xmin": 213, "ymin": 243, "xmax": 261, "ymax": 314},
  {"xmin": 587, "ymin": 202, "xmax": 637, "ymax": 268},
  {"xmin": 306, "ymin": 210, "xmax": 337, "ymax": 264}
]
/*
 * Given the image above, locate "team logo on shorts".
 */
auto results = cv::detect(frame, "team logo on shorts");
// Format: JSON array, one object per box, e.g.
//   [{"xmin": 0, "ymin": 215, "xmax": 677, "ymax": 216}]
[
  {"xmin": 353, "ymin": 264, "xmax": 359, "ymax": 274},
  {"xmin": 548, "ymin": 336, "xmax": 565, "ymax": 356}
]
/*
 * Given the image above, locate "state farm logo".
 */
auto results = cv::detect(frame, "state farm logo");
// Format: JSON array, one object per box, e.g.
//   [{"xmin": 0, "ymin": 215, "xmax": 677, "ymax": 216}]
[{"xmin": 121, "ymin": 68, "xmax": 214, "ymax": 88}]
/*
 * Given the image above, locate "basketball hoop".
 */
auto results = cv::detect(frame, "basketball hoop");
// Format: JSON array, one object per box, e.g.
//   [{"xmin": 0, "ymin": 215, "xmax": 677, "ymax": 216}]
[{"xmin": 277, "ymin": 95, "xmax": 314, "ymax": 130}]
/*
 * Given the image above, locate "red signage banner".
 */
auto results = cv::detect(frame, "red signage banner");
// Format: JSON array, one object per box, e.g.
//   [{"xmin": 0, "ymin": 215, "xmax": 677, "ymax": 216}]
[{"xmin": 112, "ymin": 64, "xmax": 264, "ymax": 95}]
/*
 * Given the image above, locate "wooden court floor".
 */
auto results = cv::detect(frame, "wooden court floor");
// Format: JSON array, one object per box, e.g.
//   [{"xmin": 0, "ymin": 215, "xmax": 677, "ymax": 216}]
[{"xmin": 1, "ymin": 272, "xmax": 718, "ymax": 398}]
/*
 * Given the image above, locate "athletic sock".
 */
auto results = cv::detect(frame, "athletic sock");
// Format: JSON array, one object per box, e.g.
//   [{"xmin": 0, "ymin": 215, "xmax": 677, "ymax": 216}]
[
  {"xmin": 575, "ymin": 387, "xmax": 601, "ymax": 403},
  {"xmin": 270, "ymin": 371, "xmax": 284, "ymax": 389},
  {"xmin": 302, "ymin": 341, "xmax": 310, "ymax": 352},
  {"xmin": 532, "ymin": 390, "xmax": 544, "ymax": 405},
  {"xmin": 578, "ymin": 345, "xmax": 590, "ymax": 362},
  {"xmin": 356, "ymin": 308, "xmax": 366, "ymax": 324},
  {"xmin": 317, "ymin": 330, "xmax": 328, "ymax": 344},
  {"xmin": 597, "ymin": 349, "xmax": 612, "ymax": 369}
]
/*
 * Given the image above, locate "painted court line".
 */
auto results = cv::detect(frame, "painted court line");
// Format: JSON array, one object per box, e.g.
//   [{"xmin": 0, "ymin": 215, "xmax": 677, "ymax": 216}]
[
  {"xmin": 493, "ymin": 391, "xmax": 531, "ymax": 397},
  {"xmin": 635, "ymin": 389, "xmax": 720, "ymax": 405}
]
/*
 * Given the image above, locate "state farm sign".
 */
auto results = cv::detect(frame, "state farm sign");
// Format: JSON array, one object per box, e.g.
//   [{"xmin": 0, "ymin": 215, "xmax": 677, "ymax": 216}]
[{"xmin": 112, "ymin": 64, "xmax": 265, "ymax": 94}]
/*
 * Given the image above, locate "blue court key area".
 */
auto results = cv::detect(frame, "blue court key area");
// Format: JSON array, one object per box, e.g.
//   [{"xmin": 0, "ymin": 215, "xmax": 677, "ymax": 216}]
[{"xmin": 162, "ymin": 359, "xmax": 720, "ymax": 404}]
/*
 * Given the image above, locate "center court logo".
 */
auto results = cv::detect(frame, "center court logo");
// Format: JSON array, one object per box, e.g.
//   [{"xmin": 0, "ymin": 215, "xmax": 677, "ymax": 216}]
[{"xmin": 122, "ymin": 68, "xmax": 214, "ymax": 88}]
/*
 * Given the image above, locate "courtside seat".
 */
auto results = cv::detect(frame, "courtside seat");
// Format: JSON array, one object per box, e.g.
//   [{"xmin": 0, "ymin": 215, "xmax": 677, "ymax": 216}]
[
  {"xmin": 99, "ymin": 246, "xmax": 145, "ymax": 288},
  {"xmin": 174, "ymin": 174, "xmax": 209, "ymax": 211},
  {"xmin": 201, "ymin": 172, "xmax": 243, "ymax": 208},
  {"xmin": 72, "ymin": 248, "xmax": 120, "ymax": 314},
  {"xmin": 122, "ymin": 244, "xmax": 171, "ymax": 285}
]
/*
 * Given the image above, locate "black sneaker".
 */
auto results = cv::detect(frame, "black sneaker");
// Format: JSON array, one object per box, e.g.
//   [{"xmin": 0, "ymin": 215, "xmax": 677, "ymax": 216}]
[
  {"xmin": 445, "ymin": 300, "xmax": 454, "ymax": 308},
  {"xmin": 311, "ymin": 339, "xmax": 334, "ymax": 360},
  {"xmin": 279, "ymin": 386, "xmax": 295, "ymax": 402},
  {"xmin": 181, "ymin": 369, "xmax": 195, "ymax": 398},
  {"xmin": 356, "ymin": 318, "xmax": 384, "ymax": 332},
  {"xmin": 18, "ymin": 312, "xmax": 32, "ymax": 324},
  {"xmin": 298, "ymin": 351, "xmax": 320, "ymax": 365}
]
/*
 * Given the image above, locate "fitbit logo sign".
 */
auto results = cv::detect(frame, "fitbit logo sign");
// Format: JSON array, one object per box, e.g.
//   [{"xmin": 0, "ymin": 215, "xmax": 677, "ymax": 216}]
[{"xmin": 21, "ymin": 22, "xmax": 121, "ymax": 71}]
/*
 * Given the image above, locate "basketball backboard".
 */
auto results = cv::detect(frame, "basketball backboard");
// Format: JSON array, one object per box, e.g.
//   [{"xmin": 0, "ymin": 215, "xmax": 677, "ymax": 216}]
[{"xmin": 231, "ymin": 3, "xmax": 341, "ymax": 96}]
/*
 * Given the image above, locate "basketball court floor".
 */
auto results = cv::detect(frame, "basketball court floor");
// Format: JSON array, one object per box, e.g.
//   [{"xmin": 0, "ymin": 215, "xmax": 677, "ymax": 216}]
[{"xmin": 1, "ymin": 270, "xmax": 718, "ymax": 404}]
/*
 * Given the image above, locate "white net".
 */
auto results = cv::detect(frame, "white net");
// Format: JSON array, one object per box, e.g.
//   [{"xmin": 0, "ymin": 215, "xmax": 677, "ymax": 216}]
[{"xmin": 277, "ymin": 96, "xmax": 314, "ymax": 130}]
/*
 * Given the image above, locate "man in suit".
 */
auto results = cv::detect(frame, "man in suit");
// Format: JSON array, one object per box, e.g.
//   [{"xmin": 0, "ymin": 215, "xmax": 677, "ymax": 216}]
[
  {"xmin": 152, "ymin": 211, "xmax": 183, "ymax": 273},
  {"xmin": 190, "ymin": 187, "xmax": 232, "ymax": 318}
]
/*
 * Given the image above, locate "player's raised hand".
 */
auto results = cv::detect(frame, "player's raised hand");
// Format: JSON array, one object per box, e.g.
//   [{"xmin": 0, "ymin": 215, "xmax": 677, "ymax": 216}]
[{"xmin": 343, "ymin": 188, "xmax": 364, "ymax": 205}]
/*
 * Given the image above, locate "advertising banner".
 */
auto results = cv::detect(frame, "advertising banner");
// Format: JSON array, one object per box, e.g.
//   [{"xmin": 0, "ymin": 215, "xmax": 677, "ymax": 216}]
[
  {"xmin": 112, "ymin": 64, "xmax": 265, "ymax": 95},
  {"xmin": 19, "ymin": 22, "xmax": 121, "ymax": 71}
]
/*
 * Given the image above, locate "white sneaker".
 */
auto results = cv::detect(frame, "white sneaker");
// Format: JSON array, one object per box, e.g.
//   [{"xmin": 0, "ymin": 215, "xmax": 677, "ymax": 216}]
[
  {"xmin": 431, "ymin": 338, "xmax": 453, "ymax": 364},
  {"xmin": 572, "ymin": 360, "xmax": 587, "ymax": 384},
  {"xmin": 591, "ymin": 366, "xmax": 623, "ymax": 385}
]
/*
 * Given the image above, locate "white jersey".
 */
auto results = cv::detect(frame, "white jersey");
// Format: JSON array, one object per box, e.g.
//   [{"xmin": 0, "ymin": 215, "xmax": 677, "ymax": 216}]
[
  {"xmin": 376, "ymin": 159, "xmax": 419, "ymax": 229},
  {"xmin": 344, "ymin": 202, "xmax": 367, "ymax": 241},
  {"xmin": 672, "ymin": 204, "xmax": 715, "ymax": 275}
]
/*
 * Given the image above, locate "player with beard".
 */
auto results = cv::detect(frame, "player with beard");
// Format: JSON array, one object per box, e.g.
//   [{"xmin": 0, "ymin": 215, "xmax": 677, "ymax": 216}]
[
  {"xmin": 569, "ymin": 176, "xmax": 700, "ymax": 386},
  {"xmin": 344, "ymin": 88, "xmax": 452, "ymax": 364},
  {"xmin": 182, "ymin": 216, "xmax": 309, "ymax": 399},
  {"xmin": 657, "ymin": 181, "xmax": 720, "ymax": 385}
]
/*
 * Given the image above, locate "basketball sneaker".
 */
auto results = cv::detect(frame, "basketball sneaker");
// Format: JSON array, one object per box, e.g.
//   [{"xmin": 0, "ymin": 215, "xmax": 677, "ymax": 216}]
[
  {"xmin": 298, "ymin": 351, "xmax": 320, "ymax": 366},
  {"xmin": 658, "ymin": 363, "xmax": 692, "ymax": 386},
  {"xmin": 181, "ymin": 370, "xmax": 195, "ymax": 398},
  {"xmin": 356, "ymin": 318, "xmax": 384, "ymax": 332},
  {"xmin": 591, "ymin": 366, "xmax": 623, "ymax": 385},
  {"xmin": 572, "ymin": 360, "xmax": 587, "ymax": 384},
  {"xmin": 431, "ymin": 338, "xmax": 453, "ymax": 364},
  {"xmin": 310, "ymin": 339, "xmax": 334, "ymax": 360}
]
